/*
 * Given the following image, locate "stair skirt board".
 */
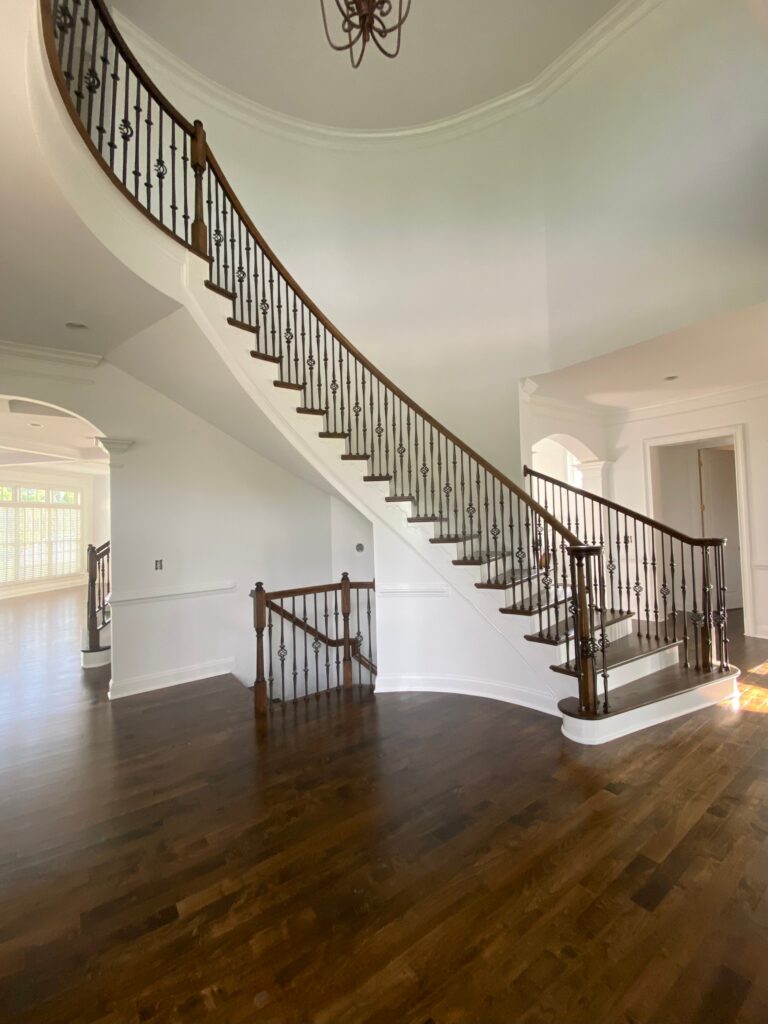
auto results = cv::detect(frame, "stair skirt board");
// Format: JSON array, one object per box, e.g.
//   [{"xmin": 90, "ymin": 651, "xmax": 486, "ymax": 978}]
[
  {"xmin": 375, "ymin": 674, "xmax": 559, "ymax": 718},
  {"xmin": 560, "ymin": 671, "xmax": 739, "ymax": 745}
]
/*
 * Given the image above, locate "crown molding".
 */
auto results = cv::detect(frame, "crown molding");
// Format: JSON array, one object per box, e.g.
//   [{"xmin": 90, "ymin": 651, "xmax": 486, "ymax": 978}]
[
  {"xmin": 113, "ymin": 0, "xmax": 663, "ymax": 149},
  {"xmin": 608, "ymin": 378, "xmax": 768, "ymax": 425},
  {"xmin": 0, "ymin": 340, "xmax": 103, "ymax": 368}
]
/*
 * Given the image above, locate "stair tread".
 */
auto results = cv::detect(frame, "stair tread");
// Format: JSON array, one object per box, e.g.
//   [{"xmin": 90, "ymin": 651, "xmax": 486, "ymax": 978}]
[
  {"xmin": 228, "ymin": 316, "xmax": 258, "ymax": 334},
  {"xmin": 206, "ymin": 280, "xmax": 236, "ymax": 301},
  {"xmin": 559, "ymin": 662, "xmax": 736, "ymax": 720},
  {"xmin": 550, "ymin": 630, "xmax": 681, "ymax": 675},
  {"xmin": 274, "ymin": 380, "xmax": 304, "ymax": 391},
  {"xmin": 364, "ymin": 474, "xmax": 392, "ymax": 482},
  {"xmin": 430, "ymin": 534, "xmax": 481, "ymax": 545},
  {"xmin": 523, "ymin": 609, "xmax": 632, "ymax": 641}
]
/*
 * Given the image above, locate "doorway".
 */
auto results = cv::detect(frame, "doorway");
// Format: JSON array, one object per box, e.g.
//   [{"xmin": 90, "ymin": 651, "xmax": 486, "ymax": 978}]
[
  {"xmin": 649, "ymin": 435, "xmax": 744, "ymax": 610},
  {"xmin": 0, "ymin": 396, "xmax": 111, "ymax": 708}
]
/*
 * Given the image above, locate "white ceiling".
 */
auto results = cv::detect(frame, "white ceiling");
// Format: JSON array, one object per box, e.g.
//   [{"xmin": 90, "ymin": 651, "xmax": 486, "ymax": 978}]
[
  {"xmin": 530, "ymin": 302, "xmax": 768, "ymax": 412},
  {"xmin": 0, "ymin": 399, "xmax": 108, "ymax": 469},
  {"xmin": 113, "ymin": 0, "xmax": 623, "ymax": 130}
]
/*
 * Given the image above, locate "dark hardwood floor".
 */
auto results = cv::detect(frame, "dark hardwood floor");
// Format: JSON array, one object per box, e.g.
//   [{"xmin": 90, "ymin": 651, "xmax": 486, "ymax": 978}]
[{"xmin": 1, "ymin": 593, "xmax": 767, "ymax": 1023}]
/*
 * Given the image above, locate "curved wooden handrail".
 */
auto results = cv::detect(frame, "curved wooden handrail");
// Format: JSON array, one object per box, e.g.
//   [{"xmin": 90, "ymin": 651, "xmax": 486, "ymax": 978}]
[
  {"xmin": 524, "ymin": 465, "xmax": 725, "ymax": 548},
  {"xmin": 39, "ymin": 0, "xmax": 208, "ymax": 259},
  {"xmin": 46, "ymin": 0, "xmax": 195, "ymax": 134}
]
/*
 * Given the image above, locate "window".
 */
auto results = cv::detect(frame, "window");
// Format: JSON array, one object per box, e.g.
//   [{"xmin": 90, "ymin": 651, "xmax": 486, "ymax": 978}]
[{"xmin": 0, "ymin": 482, "xmax": 83, "ymax": 586}]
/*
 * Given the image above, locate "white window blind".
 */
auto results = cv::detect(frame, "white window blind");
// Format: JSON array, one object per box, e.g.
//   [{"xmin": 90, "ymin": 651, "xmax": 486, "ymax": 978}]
[{"xmin": 0, "ymin": 483, "xmax": 83, "ymax": 586}]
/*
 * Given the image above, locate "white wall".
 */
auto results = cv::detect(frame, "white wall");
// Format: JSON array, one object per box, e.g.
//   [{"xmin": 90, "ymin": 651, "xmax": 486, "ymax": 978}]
[
  {"xmin": 329, "ymin": 496, "xmax": 374, "ymax": 583},
  {"xmin": 91, "ymin": 471, "xmax": 110, "ymax": 546},
  {"xmin": 539, "ymin": 0, "xmax": 768, "ymax": 366},
  {"xmin": 0, "ymin": 350, "xmax": 336, "ymax": 696}
]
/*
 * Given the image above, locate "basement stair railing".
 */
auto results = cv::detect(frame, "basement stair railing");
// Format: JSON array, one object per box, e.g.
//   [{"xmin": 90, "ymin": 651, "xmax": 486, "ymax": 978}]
[
  {"xmin": 251, "ymin": 574, "xmax": 376, "ymax": 715},
  {"xmin": 84, "ymin": 539, "xmax": 110, "ymax": 654},
  {"xmin": 525, "ymin": 466, "xmax": 730, "ymax": 679},
  {"xmin": 43, "ymin": 0, "xmax": 728, "ymax": 721}
]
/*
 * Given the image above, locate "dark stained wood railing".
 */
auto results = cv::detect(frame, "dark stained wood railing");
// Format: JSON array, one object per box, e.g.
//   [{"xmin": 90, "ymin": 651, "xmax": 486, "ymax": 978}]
[
  {"xmin": 251, "ymin": 575, "xmax": 376, "ymax": 716},
  {"xmin": 525, "ymin": 466, "xmax": 730, "ymax": 689},
  {"xmin": 85, "ymin": 539, "xmax": 110, "ymax": 653},
  {"xmin": 42, "ymin": 0, "xmax": 207, "ymax": 256},
  {"xmin": 42, "ymin": 0, "xmax": 634, "ymax": 718}
]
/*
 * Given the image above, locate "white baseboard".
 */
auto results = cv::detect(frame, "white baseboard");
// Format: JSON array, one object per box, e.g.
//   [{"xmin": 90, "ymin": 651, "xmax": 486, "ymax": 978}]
[
  {"xmin": 561, "ymin": 672, "xmax": 739, "ymax": 746},
  {"xmin": 0, "ymin": 575, "xmax": 87, "ymax": 600},
  {"xmin": 375, "ymin": 673, "xmax": 558, "ymax": 718},
  {"xmin": 109, "ymin": 657, "xmax": 236, "ymax": 700}
]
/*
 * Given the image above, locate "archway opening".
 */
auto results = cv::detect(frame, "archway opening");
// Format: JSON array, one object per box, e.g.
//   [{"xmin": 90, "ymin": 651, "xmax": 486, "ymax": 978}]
[
  {"xmin": 0, "ymin": 396, "xmax": 111, "ymax": 709},
  {"xmin": 530, "ymin": 434, "xmax": 596, "ymax": 490}
]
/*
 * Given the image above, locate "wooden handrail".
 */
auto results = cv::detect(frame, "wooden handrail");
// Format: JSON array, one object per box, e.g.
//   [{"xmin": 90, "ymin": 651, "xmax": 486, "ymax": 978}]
[
  {"xmin": 523, "ymin": 465, "xmax": 726, "ymax": 547},
  {"xmin": 264, "ymin": 579, "xmax": 375, "ymax": 601}
]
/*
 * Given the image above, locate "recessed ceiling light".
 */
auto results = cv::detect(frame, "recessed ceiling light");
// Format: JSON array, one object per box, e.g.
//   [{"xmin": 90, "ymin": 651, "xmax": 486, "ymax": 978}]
[
  {"xmin": 664, "ymin": 375, "xmax": 679, "ymax": 381},
  {"xmin": 65, "ymin": 321, "xmax": 88, "ymax": 330},
  {"xmin": 27, "ymin": 422, "xmax": 44, "ymax": 428}
]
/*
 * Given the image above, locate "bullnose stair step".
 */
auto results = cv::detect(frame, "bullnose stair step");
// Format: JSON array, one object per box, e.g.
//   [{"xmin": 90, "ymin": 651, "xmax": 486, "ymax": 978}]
[
  {"xmin": 341, "ymin": 453, "xmax": 371, "ymax": 462},
  {"xmin": 364, "ymin": 474, "xmax": 392, "ymax": 482},
  {"xmin": 386, "ymin": 495, "xmax": 415, "ymax": 503},
  {"xmin": 430, "ymin": 533, "xmax": 481, "ymax": 546},
  {"xmin": 407, "ymin": 515, "xmax": 447, "ymax": 524},
  {"xmin": 250, "ymin": 350, "xmax": 281, "ymax": 364},
  {"xmin": 319, "ymin": 431, "xmax": 349, "ymax": 439},
  {"xmin": 273, "ymin": 380, "xmax": 304, "ymax": 392},
  {"xmin": 558, "ymin": 663, "xmax": 735, "ymax": 720},
  {"xmin": 297, "ymin": 407, "xmax": 327, "ymax": 416}
]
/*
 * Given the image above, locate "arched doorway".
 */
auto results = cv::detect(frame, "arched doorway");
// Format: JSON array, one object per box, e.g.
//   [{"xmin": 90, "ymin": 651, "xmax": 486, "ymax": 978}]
[
  {"xmin": 531, "ymin": 433, "xmax": 601, "ymax": 492},
  {"xmin": 0, "ymin": 396, "xmax": 111, "ymax": 708}
]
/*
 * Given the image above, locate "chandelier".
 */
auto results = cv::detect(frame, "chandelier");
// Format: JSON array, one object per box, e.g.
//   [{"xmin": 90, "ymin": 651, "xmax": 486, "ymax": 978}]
[{"xmin": 320, "ymin": 1, "xmax": 412, "ymax": 68}]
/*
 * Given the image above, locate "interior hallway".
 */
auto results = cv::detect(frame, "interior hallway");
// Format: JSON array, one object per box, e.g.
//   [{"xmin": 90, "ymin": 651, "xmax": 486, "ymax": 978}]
[{"xmin": 0, "ymin": 592, "xmax": 767, "ymax": 1023}]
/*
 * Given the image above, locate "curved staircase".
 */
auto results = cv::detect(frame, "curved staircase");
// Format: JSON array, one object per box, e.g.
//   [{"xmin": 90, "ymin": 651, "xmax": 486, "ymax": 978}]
[{"xmin": 37, "ymin": 0, "xmax": 739, "ymax": 743}]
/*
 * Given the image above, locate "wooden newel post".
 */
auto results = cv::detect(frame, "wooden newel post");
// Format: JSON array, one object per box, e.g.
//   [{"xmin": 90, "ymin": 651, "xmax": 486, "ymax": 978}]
[
  {"xmin": 341, "ymin": 572, "xmax": 353, "ymax": 688},
  {"xmin": 86, "ymin": 544, "xmax": 99, "ymax": 653},
  {"xmin": 252, "ymin": 582, "xmax": 268, "ymax": 717},
  {"xmin": 191, "ymin": 119, "xmax": 208, "ymax": 258},
  {"xmin": 700, "ymin": 546, "xmax": 713, "ymax": 673},
  {"xmin": 572, "ymin": 549, "xmax": 597, "ymax": 715}
]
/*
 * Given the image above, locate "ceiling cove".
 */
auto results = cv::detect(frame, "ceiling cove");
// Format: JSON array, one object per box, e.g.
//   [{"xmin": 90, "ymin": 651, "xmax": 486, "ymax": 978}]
[{"xmin": 112, "ymin": 0, "xmax": 663, "ymax": 147}]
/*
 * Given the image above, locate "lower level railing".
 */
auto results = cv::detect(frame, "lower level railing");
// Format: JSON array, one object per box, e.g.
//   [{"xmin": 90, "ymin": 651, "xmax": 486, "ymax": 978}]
[
  {"xmin": 525, "ymin": 466, "xmax": 729, "ymax": 716},
  {"xmin": 85, "ymin": 539, "xmax": 111, "ymax": 652},
  {"xmin": 251, "ymin": 573, "xmax": 376, "ymax": 715}
]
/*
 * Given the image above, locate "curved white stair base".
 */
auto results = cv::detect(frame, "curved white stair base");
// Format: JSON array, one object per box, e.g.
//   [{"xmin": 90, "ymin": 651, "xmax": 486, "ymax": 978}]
[
  {"xmin": 81, "ymin": 647, "xmax": 111, "ymax": 669},
  {"xmin": 561, "ymin": 672, "xmax": 739, "ymax": 745}
]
